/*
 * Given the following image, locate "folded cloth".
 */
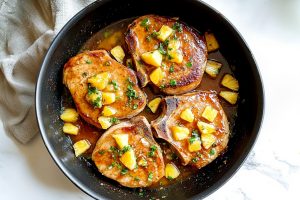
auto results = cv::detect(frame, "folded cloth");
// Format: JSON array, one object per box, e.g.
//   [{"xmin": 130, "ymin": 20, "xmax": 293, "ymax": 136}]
[{"xmin": 0, "ymin": 0, "xmax": 95, "ymax": 143}]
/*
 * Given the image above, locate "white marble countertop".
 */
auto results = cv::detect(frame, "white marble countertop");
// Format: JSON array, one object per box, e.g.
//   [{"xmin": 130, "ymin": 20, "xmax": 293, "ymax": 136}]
[{"xmin": 0, "ymin": 0, "xmax": 299, "ymax": 199}]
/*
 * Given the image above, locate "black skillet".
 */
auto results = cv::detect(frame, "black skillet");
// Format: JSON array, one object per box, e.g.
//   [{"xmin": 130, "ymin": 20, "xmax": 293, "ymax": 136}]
[{"xmin": 35, "ymin": 0, "xmax": 264, "ymax": 199}]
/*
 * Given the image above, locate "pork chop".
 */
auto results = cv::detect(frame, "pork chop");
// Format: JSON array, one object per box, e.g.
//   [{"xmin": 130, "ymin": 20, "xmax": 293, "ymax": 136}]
[
  {"xmin": 151, "ymin": 91, "xmax": 229, "ymax": 168},
  {"xmin": 92, "ymin": 116, "xmax": 165, "ymax": 187},
  {"xmin": 125, "ymin": 15, "xmax": 207, "ymax": 94},
  {"xmin": 63, "ymin": 50, "xmax": 147, "ymax": 129}
]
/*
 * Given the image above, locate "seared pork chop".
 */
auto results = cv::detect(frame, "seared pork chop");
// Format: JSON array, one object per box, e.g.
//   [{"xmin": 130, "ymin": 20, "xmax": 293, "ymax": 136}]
[
  {"xmin": 151, "ymin": 91, "xmax": 229, "ymax": 168},
  {"xmin": 63, "ymin": 50, "xmax": 147, "ymax": 129},
  {"xmin": 92, "ymin": 116, "xmax": 165, "ymax": 187},
  {"xmin": 125, "ymin": 15, "xmax": 207, "ymax": 94}
]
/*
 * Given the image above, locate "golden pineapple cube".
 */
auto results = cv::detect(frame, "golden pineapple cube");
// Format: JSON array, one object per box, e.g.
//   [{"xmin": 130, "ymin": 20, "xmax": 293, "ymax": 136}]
[
  {"xmin": 180, "ymin": 108, "xmax": 194, "ymax": 123},
  {"xmin": 63, "ymin": 123, "xmax": 79, "ymax": 135},
  {"xmin": 88, "ymin": 72, "xmax": 111, "ymax": 90},
  {"xmin": 102, "ymin": 106, "xmax": 117, "ymax": 116},
  {"xmin": 201, "ymin": 133, "xmax": 216, "ymax": 149},
  {"xmin": 141, "ymin": 50, "xmax": 162, "ymax": 67},
  {"xmin": 120, "ymin": 149, "xmax": 137, "ymax": 170},
  {"xmin": 110, "ymin": 45, "xmax": 125, "ymax": 63},
  {"xmin": 168, "ymin": 39, "xmax": 180, "ymax": 51},
  {"xmin": 188, "ymin": 140, "xmax": 202, "ymax": 152},
  {"xmin": 171, "ymin": 126, "xmax": 190, "ymax": 141},
  {"xmin": 138, "ymin": 157, "xmax": 148, "ymax": 167},
  {"xmin": 201, "ymin": 106, "xmax": 218, "ymax": 122},
  {"xmin": 60, "ymin": 108, "xmax": 79, "ymax": 122},
  {"xmin": 73, "ymin": 139, "xmax": 91, "ymax": 157},
  {"xmin": 205, "ymin": 60, "xmax": 222, "ymax": 78},
  {"xmin": 86, "ymin": 92, "xmax": 102, "ymax": 108},
  {"xmin": 147, "ymin": 97, "xmax": 162, "ymax": 113},
  {"xmin": 102, "ymin": 92, "xmax": 116, "ymax": 105},
  {"xmin": 98, "ymin": 116, "xmax": 113, "ymax": 129},
  {"xmin": 205, "ymin": 32, "xmax": 219, "ymax": 52},
  {"xmin": 221, "ymin": 74, "xmax": 239, "ymax": 91},
  {"xmin": 197, "ymin": 121, "xmax": 216, "ymax": 134},
  {"xmin": 150, "ymin": 67, "xmax": 163, "ymax": 85},
  {"xmin": 165, "ymin": 163, "xmax": 180, "ymax": 179},
  {"xmin": 219, "ymin": 91, "xmax": 238, "ymax": 104},
  {"xmin": 157, "ymin": 25, "xmax": 174, "ymax": 41},
  {"xmin": 112, "ymin": 133, "xmax": 128, "ymax": 149},
  {"xmin": 168, "ymin": 50, "xmax": 183, "ymax": 64}
]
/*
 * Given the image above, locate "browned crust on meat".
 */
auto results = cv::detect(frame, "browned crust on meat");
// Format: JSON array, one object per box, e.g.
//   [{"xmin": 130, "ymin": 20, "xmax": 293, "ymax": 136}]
[
  {"xmin": 63, "ymin": 50, "xmax": 147, "ymax": 129},
  {"xmin": 125, "ymin": 15, "xmax": 207, "ymax": 94},
  {"xmin": 151, "ymin": 91, "xmax": 229, "ymax": 168},
  {"xmin": 92, "ymin": 116, "xmax": 165, "ymax": 187}
]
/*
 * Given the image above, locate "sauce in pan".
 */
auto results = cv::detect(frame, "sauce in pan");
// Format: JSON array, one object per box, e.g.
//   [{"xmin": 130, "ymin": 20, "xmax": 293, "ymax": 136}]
[{"xmin": 61, "ymin": 18, "xmax": 238, "ymax": 187}]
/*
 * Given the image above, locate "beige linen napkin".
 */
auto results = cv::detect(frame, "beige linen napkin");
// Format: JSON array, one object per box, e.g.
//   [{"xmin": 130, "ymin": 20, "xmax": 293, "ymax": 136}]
[{"xmin": 0, "ymin": 0, "xmax": 95, "ymax": 143}]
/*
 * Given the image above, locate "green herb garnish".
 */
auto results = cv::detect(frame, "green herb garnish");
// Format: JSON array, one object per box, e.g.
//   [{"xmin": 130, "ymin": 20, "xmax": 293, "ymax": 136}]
[
  {"xmin": 85, "ymin": 60, "xmax": 92, "ymax": 64},
  {"xmin": 134, "ymin": 177, "xmax": 140, "ymax": 181},
  {"xmin": 148, "ymin": 172, "xmax": 153, "ymax": 181},
  {"xmin": 126, "ymin": 85, "xmax": 137, "ymax": 100},
  {"xmin": 158, "ymin": 43, "xmax": 167, "ymax": 55},
  {"xmin": 159, "ymin": 84, "xmax": 166, "ymax": 89},
  {"xmin": 110, "ymin": 117, "xmax": 119, "ymax": 124},
  {"xmin": 192, "ymin": 157, "xmax": 199, "ymax": 163},
  {"xmin": 82, "ymin": 72, "xmax": 87, "ymax": 77},
  {"xmin": 110, "ymin": 80, "xmax": 118, "ymax": 90},
  {"xmin": 98, "ymin": 150, "xmax": 106, "ymax": 155},
  {"xmin": 167, "ymin": 176, "xmax": 174, "ymax": 180},
  {"xmin": 170, "ymin": 79, "xmax": 177, "ymax": 86},
  {"xmin": 148, "ymin": 145, "xmax": 157, "ymax": 157},
  {"xmin": 189, "ymin": 130, "xmax": 200, "ymax": 144},
  {"xmin": 172, "ymin": 22, "xmax": 183, "ymax": 32},
  {"xmin": 169, "ymin": 65, "xmax": 174, "ymax": 73},
  {"xmin": 132, "ymin": 104, "xmax": 138, "ymax": 110},
  {"xmin": 186, "ymin": 61, "xmax": 192, "ymax": 68},
  {"xmin": 140, "ymin": 18, "xmax": 150, "ymax": 31},
  {"xmin": 121, "ymin": 168, "xmax": 128, "ymax": 175},
  {"xmin": 209, "ymin": 148, "xmax": 216, "ymax": 156},
  {"xmin": 104, "ymin": 61, "xmax": 111, "ymax": 66}
]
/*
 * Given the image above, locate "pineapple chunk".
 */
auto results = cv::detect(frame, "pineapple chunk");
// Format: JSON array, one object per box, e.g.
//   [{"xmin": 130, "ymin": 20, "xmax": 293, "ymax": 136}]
[
  {"xmin": 168, "ymin": 40, "xmax": 180, "ymax": 51},
  {"xmin": 147, "ymin": 97, "xmax": 162, "ymax": 113},
  {"xmin": 120, "ymin": 149, "xmax": 137, "ymax": 170},
  {"xmin": 197, "ymin": 121, "xmax": 216, "ymax": 134},
  {"xmin": 98, "ymin": 116, "xmax": 113, "ymax": 129},
  {"xmin": 112, "ymin": 133, "xmax": 128, "ymax": 149},
  {"xmin": 150, "ymin": 67, "xmax": 163, "ymax": 85},
  {"xmin": 188, "ymin": 140, "xmax": 202, "ymax": 152},
  {"xmin": 110, "ymin": 45, "xmax": 125, "ymax": 63},
  {"xmin": 138, "ymin": 157, "xmax": 148, "ymax": 167},
  {"xmin": 157, "ymin": 25, "xmax": 174, "ymax": 41},
  {"xmin": 219, "ymin": 91, "xmax": 238, "ymax": 104},
  {"xmin": 165, "ymin": 163, "xmax": 180, "ymax": 179},
  {"xmin": 221, "ymin": 74, "xmax": 239, "ymax": 91},
  {"xmin": 204, "ymin": 32, "xmax": 219, "ymax": 52},
  {"xmin": 180, "ymin": 108, "xmax": 194, "ymax": 123},
  {"xmin": 63, "ymin": 123, "xmax": 79, "ymax": 135},
  {"xmin": 141, "ymin": 50, "xmax": 162, "ymax": 67},
  {"xmin": 60, "ymin": 108, "xmax": 79, "ymax": 123},
  {"xmin": 171, "ymin": 126, "xmax": 190, "ymax": 141},
  {"xmin": 88, "ymin": 72, "xmax": 111, "ymax": 91},
  {"xmin": 205, "ymin": 60, "xmax": 222, "ymax": 78},
  {"xmin": 73, "ymin": 139, "xmax": 91, "ymax": 157},
  {"xmin": 201, "ymin": 106, "xmax": 218, "ymax": 122},
  {"xmin": 168, "ymin": 50, "xmax": 183, "ymax": 64},
  {"xmin": 201, "ymin": 133, "xmax": 216, "ymax": 149},
  {"xmin": 102, "ymin": 92, "xmax": 116, "ymax": 105},
  {"xmin": 86, "ymin": 91, "xmax": 102, "ymax": 108},
  {"xmin": 102, "ymin": 106, "xmax": 117, "ymax": 116}
]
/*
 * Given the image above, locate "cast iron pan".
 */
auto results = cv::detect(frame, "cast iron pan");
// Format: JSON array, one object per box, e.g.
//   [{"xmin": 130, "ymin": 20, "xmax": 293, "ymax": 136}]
[{"xmin": 35, "ymin": 0, "xmax": 264, "ymax": 199}]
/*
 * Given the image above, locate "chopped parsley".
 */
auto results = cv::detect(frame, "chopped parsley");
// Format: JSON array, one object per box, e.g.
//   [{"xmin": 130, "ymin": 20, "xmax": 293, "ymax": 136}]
[
  {"xmin": 110, "ymin": 80, "xmax": 118, "ymax": 90},
  {"xmin": 170, "ymin": 79, "xmax": 177, "ymax": 86},
  {"xmin": 159, "ymin": 84, "xmax": 166, "ymax": 89},
  {"xmin": 166, "ymin": 176, "xmax": 174, "ymax": 180},
  {"xmin": 87, "ymin": 84, "xmax": 98, "ymax": 95},
  {"xmin": 98, "ymin": 150, "xmax": 106, "ymax": 155},
  {"xmin": 140, "ymin": 18, "xmax": 150, "ymax": 31},
  {"xmin": 134, "ymin": 177, "xmax": 140, "ymax": 181},
  {"xmin": 151, "ymin": 31, "xmax": 159, "ymax": 38},
  {"xmin": 186, "ymin": 61, "xmax": 192, "ymax": 68},
  {"xmin": 172, "ymin": 22, "xmax": 183, "ymax": 32},
  {"xmin": 158, "ymin": 43, "xmax": 167, "ymax": 55},
  {"xmin": 110, "ymin": 117, "xmax": 119, "ymax": 124},
  {"xmin": 167, "ymin": 54, "xmax": 173, "ymax": 60},
  {"xmin": 127, "ymin": 77, "xmax": 135, "ymax": 86},
  {"xmin": 121, "ymin": 145, "xmax": 131, "ymax": 154},
  {"xmin": 192, "ymin": 157, "xmax": 199, "ymax": 163},
  {"xmin": 189, "ymin": 130, "xmax": 200, "ymax": 144},
  {"xmin": 92, "ymin": 96, "xmax": 101, "ymax": 108},
  {"xmin": 148, "ymin": 145, "xmax": 157, "ymax": 157},
  {"xmin": 85, "ymin": 60, "xmax": 92, "ymax": 64},
  {"xmin": 126, "ymin": 85, "xmax": 138, "ymax": 100},
  {"xmin": 209, "ymin": 148, "xmax": 216, "ymax": 156},
  {"xmin": 132, "ymin": 104, "xmax": 138, "ymax": 110},
  {"xmin": 169, "ymin": 65, "xmax": 174, "ymax": 73},
  {"xmin": 146, "ymin": 35, "xmax": 151, "ymax": 42},
  {"xmin": 121, "ymin": 168, "xmax": 128, "ymax": 175},
  {"xmin": 148, "ymin": 172, "xmax": 153, "ymax": 181}
]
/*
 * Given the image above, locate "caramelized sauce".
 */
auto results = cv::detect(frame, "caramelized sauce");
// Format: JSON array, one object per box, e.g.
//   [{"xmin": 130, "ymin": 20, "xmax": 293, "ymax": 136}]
[{"xmin": 62, "ymin": 18, "xmax": 238, "ymax": 187}]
